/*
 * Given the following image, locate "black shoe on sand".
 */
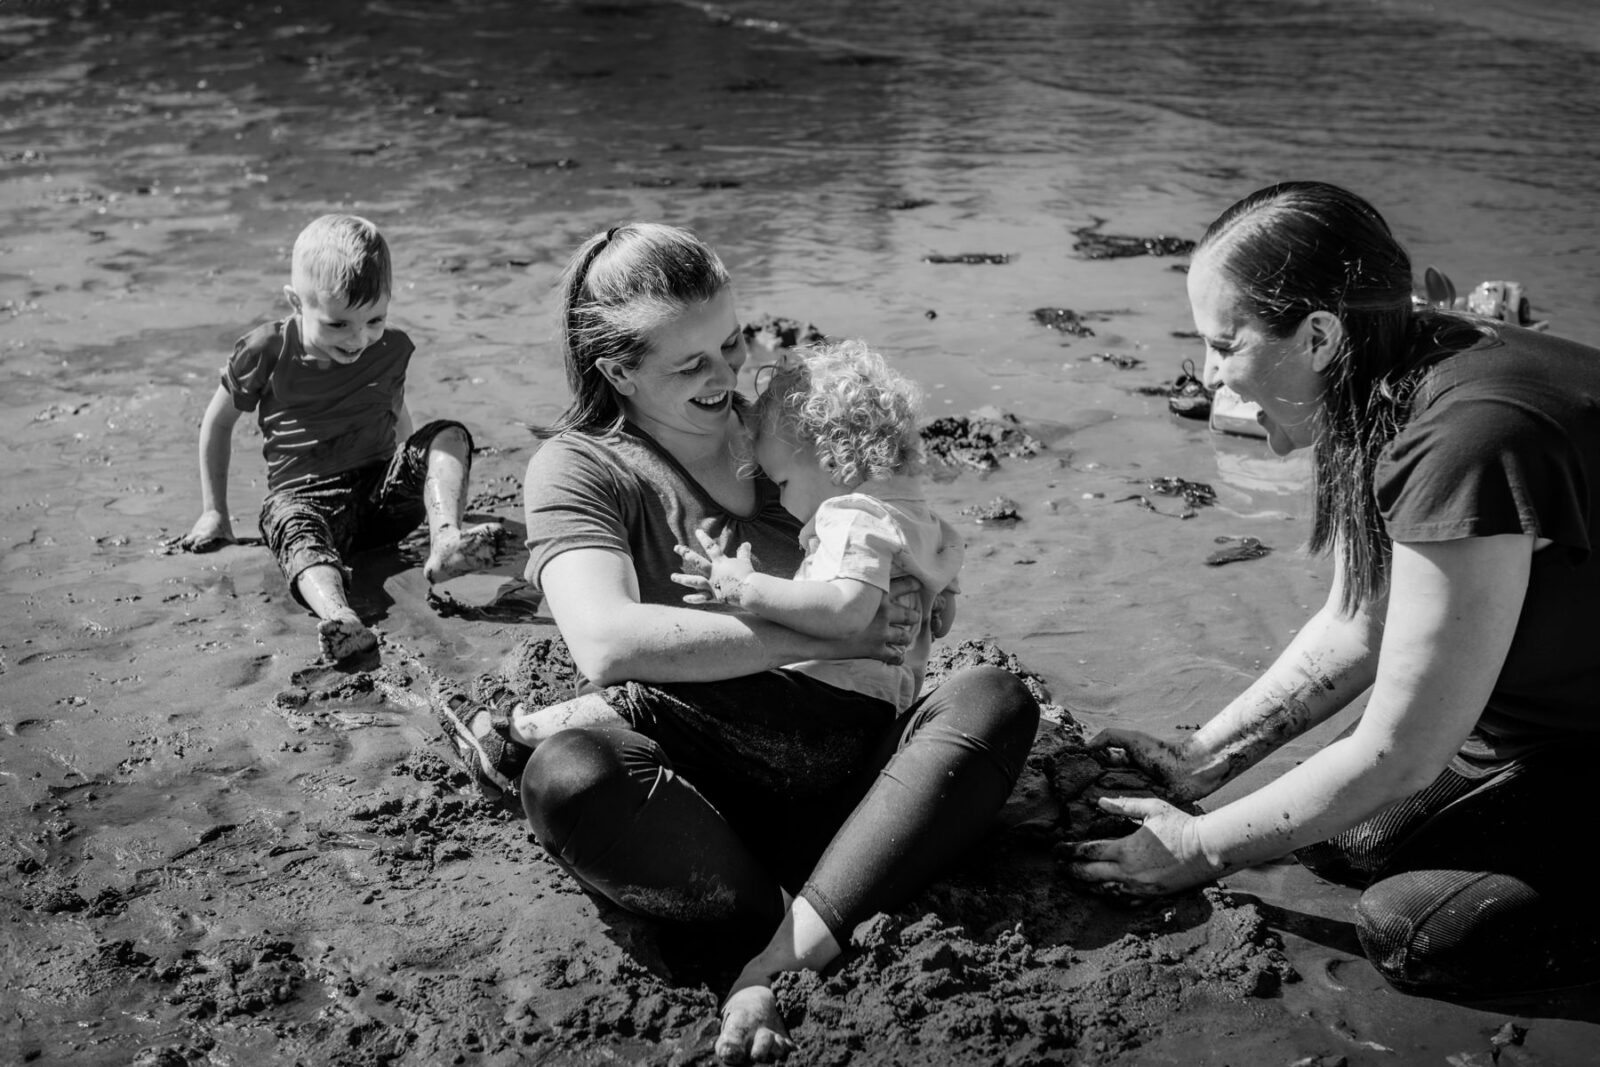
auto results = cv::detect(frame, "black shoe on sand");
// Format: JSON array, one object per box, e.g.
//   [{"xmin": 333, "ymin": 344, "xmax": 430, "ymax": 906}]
[{"xmin": 430, "ymin": 676, "xmax": 533, "ymax": 805}]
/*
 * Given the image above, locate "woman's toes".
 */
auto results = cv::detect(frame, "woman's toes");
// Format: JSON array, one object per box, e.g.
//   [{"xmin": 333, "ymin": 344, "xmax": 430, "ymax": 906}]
[{"xmin": 715, "ymin": 986, "xmax": 790, "ymax": 1065}]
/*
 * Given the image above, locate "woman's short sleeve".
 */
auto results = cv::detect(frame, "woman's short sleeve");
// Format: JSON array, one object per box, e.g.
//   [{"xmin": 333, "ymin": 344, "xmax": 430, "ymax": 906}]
[
  {"xmin": 1376, "ymin": 369, "xmax": 1590, "ymax": 557},
  {"xmin": 522, "ymin": 436, "xmax": 632, "ymax": 591}
]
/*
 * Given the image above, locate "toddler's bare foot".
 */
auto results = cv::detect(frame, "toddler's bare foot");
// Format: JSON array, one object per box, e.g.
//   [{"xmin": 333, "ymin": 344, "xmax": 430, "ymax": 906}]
[
  {"xmin": 715, "ymin": 983, "xmax": 793, "ymax": 1064},
  {"xmin": 424, "ymin": 522, "xmax": 504, "ymax": 583},
  {"xmin": 317, "ymin": 612, "xmax": 378, "ymax": 662}
]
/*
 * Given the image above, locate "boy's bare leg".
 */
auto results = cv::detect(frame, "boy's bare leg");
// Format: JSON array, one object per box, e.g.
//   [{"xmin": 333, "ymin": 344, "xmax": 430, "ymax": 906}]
[
  {"xmin": 420, "ymin": 427, "xmax": 503, "ymax": 583},
  {"xmin": 716, "ymin": 897, "xmax": 840, "ymax": 1064},
  {"xmin": 297, "ymin": 563, "xmax": 378, "ymax": 661},
  {"xmin": 508, "ymin": 693, "xmax": 629, "ymax": 748}
]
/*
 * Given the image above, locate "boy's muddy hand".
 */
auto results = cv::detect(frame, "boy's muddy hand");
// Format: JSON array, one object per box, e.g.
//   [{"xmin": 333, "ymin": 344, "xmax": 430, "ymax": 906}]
[{"xmin": 179, "ymin": 511, "xmax": 236, "ymax": 553}]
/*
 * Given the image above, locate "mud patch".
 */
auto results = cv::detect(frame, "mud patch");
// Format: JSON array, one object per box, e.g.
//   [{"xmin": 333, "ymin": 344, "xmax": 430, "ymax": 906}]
[
  {"xmin": 921, "ymin": 408, "xmax": 1044, "ymax": 474},
  {"xmin": 1072, "ymin": 219, "xmax": 1196, "ymax": 260}
]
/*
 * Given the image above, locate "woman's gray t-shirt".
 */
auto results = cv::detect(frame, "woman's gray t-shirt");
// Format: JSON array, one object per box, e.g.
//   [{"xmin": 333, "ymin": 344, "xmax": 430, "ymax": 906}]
[{"xmin": 523, "ymin": 423, "xmax": 804, "ymax": 608}]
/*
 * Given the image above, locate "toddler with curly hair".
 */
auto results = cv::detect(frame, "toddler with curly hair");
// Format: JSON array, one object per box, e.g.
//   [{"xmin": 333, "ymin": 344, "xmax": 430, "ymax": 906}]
[{"xmin": 673, "ymin": 339, "xmax": 962, "ymax": 711}]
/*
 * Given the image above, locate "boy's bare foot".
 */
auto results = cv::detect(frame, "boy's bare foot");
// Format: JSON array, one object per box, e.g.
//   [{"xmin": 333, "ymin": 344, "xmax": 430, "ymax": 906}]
[
  {"xmin": 318, "ymin": 612, "xmax": 378, "ymax": 662},
  {"xmin": 715, "ymin": 983, "xmax": 793, "ymax": 1064},
  {"xmin": 424, "ymin": 522, "xmax": 504, "ymax": 583}
]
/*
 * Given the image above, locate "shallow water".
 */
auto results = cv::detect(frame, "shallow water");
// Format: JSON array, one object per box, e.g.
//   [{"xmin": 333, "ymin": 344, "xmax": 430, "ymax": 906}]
[{"xmin": 3, "ymin": 0, "xmax": 1598, "ymax": 1063}]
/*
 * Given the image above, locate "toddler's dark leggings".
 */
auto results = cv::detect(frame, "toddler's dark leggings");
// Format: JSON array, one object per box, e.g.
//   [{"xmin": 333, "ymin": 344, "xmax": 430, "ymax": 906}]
[
  {"xmin": 519, "ymin": 665, "xmax": 1040, "ymax": 945},
  {"xmin": 1297, "ymin": 743, "xmax": 1600, "ymax": 998}
]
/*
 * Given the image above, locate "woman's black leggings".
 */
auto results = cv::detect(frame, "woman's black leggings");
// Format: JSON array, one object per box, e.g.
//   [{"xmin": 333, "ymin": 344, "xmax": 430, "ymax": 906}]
[
  {"xmin": 519, "ymin": 665, "xmax": 1040, "ymax": 943},
  {"xmin": 1296, "ymin": 745, "xmax": 1600, "ymax": 998}
]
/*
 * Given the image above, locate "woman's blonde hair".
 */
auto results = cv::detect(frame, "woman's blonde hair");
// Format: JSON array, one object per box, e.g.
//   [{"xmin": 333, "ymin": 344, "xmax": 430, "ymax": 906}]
[{"xmin": 752, "ymin": 340, "xmax": 924, "ymax": 487}]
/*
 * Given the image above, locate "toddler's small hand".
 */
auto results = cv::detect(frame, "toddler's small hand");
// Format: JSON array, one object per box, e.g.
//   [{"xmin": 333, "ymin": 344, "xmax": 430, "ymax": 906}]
[
  {"xmin": 671, "ymin": 530, "xmax": 755, "ymax": 605},
  {"xmin": 673, "ymin": 541, "xmax": 712, "ymax": 575}
]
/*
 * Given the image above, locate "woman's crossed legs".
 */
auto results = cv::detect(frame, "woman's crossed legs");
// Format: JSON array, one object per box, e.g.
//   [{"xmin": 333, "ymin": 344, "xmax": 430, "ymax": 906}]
[{"xmin": 520, "ymin": 665, "xmax": 1040, "ymax": 1063}]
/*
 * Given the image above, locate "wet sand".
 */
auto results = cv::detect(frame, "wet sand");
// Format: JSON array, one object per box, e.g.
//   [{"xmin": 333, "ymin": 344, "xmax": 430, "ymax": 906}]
[{"xmin": 3, "ymin": 1, "xmax": 1598, "ymax": 1064}]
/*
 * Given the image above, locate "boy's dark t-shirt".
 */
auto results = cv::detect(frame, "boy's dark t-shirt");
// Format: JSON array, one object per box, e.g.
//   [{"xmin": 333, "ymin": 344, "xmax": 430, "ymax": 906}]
[
  {"xmin": 1374, "ymin": 324, "xmax": 1600, "ymax": 764},
  {"xmin": 223, "ymin": 316, "xmax": 413, "ymax": 491},
  {"xmin": 523, "ymin": 423, "xmax": 804, "ymax": 609}
]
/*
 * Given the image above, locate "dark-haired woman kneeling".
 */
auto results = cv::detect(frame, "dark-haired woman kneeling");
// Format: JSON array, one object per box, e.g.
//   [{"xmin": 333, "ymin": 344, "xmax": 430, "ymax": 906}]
[{"xmin": 1068, "ymin": 181, "xmax": 1600, "ymax": 1000}]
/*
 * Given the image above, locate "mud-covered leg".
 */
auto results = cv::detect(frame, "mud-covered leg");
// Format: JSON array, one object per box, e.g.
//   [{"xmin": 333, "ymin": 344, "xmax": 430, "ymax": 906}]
[
  {"xmin": 420, "ymin": 425, "xmax": 503, "ymax": 583},
  {"xmin": 297, "ymin": 563, "xmax": 378, "ymax": 661}
]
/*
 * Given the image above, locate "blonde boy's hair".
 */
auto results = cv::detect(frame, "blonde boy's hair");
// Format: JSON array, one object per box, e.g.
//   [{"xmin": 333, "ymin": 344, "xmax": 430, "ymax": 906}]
[
  {"xmin": 291, "ymin": 214, "xmax": 392, "ymax": 307},
  {"xmin": 753, "ymin": 340, "xmax": 924, "ymax": 487}
]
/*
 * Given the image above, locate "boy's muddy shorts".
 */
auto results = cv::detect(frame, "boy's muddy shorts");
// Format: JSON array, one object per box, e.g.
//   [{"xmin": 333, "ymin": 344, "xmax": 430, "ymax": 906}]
[{"xmin": 260, "ymin": 419, "xmax": 472, "ymax": 605}]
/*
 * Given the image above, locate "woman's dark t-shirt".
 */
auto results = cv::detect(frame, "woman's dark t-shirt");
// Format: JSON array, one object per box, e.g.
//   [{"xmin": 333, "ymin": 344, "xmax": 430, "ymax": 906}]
[{"xmin": 1375, "ymin": 323, "xmax": 1600, "ymax": 764}]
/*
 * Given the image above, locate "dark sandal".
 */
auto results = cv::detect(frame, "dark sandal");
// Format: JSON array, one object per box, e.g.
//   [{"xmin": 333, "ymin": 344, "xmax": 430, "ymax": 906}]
[{"xmin": 430, "ymin": 677, "xmax": 532, "ymax": 803}]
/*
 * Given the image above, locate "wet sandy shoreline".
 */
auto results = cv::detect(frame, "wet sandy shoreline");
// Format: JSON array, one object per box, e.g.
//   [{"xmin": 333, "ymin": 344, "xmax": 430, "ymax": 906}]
[{"xmin": 4, "ymin": 0, "xmax": 1599, "ymax": 1063}]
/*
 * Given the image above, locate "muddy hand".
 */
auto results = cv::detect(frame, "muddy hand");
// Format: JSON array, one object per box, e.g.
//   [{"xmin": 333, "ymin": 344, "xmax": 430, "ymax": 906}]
[
  {"xmin": 672, "ymin": 531, "xmax": 753, "ymax": 605},
  {"xmin": 1063, "ymin": 795, "xmax": 1218, "ymax": 898},
  {"xmin": 670, "ymin": 548, "xmax": 716, "ymax": 603},
  {"xmin": 1082, "ymin": 727, "xmax": 1214, "ymax": 803}
]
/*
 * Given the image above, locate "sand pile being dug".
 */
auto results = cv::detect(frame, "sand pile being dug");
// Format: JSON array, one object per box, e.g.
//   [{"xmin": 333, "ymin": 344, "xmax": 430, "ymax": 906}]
[
  {"xmin": 424, "ymin": 635, "xmax": 1297, "ymax": 1064},
  {"xmin": 5, "ymin": 629, "xmax": 1296, "ymax": 1067}
]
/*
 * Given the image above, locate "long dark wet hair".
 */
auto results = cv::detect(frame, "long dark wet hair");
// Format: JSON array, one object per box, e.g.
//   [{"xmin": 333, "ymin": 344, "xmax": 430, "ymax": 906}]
[
  {"xmin": 1198, "ymin": 181, "xmax": 1487, "ymax": 612},
  {"xmin": 539, "ymin": 222, "xmax": 732, "ymax": 438}
]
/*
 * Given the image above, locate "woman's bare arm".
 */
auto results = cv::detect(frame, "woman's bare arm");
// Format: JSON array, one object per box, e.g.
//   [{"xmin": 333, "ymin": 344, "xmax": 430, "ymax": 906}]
[
  {"xmin": 1090, "ymin": 551, "xmax": 1383, "ymax": 802},
  {"xmin": 541, "ymin": 547, "xmax": 914, "ymax": 685},
  {"xmin": 1069, "ymin": 533, "xmax": 1533, "ymax": 895},
  {"xmin": 1193, "ymin": 533, "xmax": 1532, "ymax": 870}
]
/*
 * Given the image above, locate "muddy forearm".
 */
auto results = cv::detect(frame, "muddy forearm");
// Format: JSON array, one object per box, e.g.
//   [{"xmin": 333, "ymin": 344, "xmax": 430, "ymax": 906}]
[{"xmin": 1185, "ymin": 613, "xmax": 1379, "ymax": 794}]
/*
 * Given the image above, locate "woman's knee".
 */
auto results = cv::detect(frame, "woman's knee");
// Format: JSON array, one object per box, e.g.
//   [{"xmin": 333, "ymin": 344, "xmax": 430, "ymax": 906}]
[
  {"xmin": 520, "ymin": 728, "xmax": 649, "ymax": 843},
  {"xmin": 921, "ymin": 665, "xmax": 1041, "ymax": 775},
  {"xmin": 1353, "ymin": 870, "xmax": 1553, "ymax": 996},
  {"xmin": 942, "ymin": 665, "xmax": 1038, "ymax": 719}
]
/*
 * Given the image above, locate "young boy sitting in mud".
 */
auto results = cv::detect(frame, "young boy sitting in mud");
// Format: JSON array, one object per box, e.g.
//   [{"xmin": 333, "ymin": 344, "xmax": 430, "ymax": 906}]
[{"xmin": 179, "ymin": 213, "xmax": 502, "ymax": 663}]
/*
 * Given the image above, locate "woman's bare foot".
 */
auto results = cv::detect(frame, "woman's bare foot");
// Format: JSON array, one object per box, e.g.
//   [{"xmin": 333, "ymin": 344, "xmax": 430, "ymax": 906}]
[
  {"xmin": 424, "ymin": 522, "xmax": 504, "ymax": 583},
  {"xmin": 715, "ymin": 981, "xmax": 793, "ymax": 1064},
  {"xmin": 317, "ymin": 611, "xmax": 378, "ymax": 662}
]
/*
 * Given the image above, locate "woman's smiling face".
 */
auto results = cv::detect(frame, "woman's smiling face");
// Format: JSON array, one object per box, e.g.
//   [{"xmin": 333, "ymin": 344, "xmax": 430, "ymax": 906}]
[
  {"xmin": 1187, "ymin": 251, "xmax": 1335, "ymax": 457},
  {"xmin": 612, "ymin": 288, "xmax": 748, "ymax": 442}
]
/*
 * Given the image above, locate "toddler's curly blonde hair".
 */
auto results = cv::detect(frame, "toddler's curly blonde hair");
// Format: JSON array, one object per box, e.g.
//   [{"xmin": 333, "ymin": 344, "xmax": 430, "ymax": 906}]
[{"xmin": 752, "ymin": 339, "xmax": 924, "ymax": 487}]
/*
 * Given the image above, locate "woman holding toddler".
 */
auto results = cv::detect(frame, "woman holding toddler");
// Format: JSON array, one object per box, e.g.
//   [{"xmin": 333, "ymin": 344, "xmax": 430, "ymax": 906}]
[{"xmin": 434, "ymin": 222, "xmax": 1039, "ymax": 1063}]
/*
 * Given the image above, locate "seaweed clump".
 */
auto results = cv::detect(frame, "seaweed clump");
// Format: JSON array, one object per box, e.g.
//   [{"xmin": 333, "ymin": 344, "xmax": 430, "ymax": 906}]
[{"xmin": 920, "ymin": 409, "xmax": 1042, "ymax": 474}]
